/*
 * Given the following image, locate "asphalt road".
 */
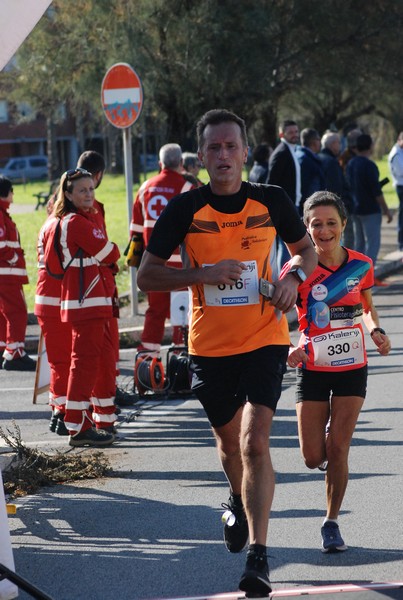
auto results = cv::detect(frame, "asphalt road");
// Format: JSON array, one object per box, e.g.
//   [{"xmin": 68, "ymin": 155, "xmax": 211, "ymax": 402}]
[{"xmin": 1, "ymin": 269, "xmax": 402, "ymax": 600}]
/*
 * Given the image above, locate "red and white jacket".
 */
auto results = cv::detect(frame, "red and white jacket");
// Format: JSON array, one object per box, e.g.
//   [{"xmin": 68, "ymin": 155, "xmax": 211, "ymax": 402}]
[
  {"xmin": 35, "ymin": 215, "xmax": 61, "ymax": 318},
  {"xmin": 35, "ymin": 201, "xmax": 118, "ymax": 319},
  {"xmin": 45, "ymin": 210, "xmax": 120, "ymax": 322},
  {"xmin": 130, "ymin": 169, "xmax": 193, "ymax": 267},
  {"xmin": 0, "ymin": 203, "xmax": 28, "ymax": 285}
]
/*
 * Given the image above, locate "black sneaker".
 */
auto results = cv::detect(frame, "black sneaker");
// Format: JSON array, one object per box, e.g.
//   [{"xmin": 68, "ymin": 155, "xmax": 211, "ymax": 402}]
[
  {"xmin": 49, "ymin": 412, "xmax": 68, "ymax": 435},
  {"xmin": 239, "ymin": 546, "xmax": 271, "ymax": 597},
  {"xmin": 2, "ymin": 354, "xmax": 37, "ymax": 371},
  {"xmin": 115, "ymin": 386, "xmax": 137, "ymax": 406},
  {"xmin": 221, "ymin": 493, "xmax": 249, "ymax": 553},
  {"xmin": 49, "ymin": 412, "xmax": 59, "ymax": 432},
  {"xmin": 55, "ymin": 415, "xmax": 69, "ymax": 436},
  {"xmin": 69, "ymin": 427, "xmax": 114, "ymax": 447},
  {"xmin": 100, "ymin": 425, "xmax": 118, "ymax": 435}
]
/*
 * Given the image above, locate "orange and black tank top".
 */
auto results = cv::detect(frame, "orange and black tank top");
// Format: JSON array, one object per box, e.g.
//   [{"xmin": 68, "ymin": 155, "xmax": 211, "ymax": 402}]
[{"xmin": 147, "ymin": 182, "xmax": 307, "ymax": 357}]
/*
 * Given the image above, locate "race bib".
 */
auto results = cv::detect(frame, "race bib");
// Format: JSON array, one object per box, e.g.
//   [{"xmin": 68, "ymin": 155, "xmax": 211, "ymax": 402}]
[
  {"xmin": 203, "ymin": 260, "xmax": 259, "ymax": 307},
  {"xmin": 311, "ymin": 328, "xmax": 365, "ymax": 367}
]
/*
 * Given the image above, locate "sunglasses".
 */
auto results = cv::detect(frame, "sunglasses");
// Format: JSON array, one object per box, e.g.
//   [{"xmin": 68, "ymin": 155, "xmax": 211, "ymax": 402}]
[
  {"xmin": 64, "ymin": 167, "xmax": 92, "ymax": 179},
  {"xmin": 63, "ymin": 167, "xmax": 92, "ymax": 190}
]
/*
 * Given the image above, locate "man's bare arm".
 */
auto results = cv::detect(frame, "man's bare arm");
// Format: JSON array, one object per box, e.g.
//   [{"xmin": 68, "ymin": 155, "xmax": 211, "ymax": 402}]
[{"xmin": 137, "ymin": 250, "xmax": 247, "ymax": 292}]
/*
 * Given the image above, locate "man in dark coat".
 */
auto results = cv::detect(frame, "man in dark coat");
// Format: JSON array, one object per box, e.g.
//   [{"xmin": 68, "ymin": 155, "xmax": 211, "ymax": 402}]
[
  {"xmin": 267, "ymin": 119, "xmax": 301, "ymax": 209},
  {"xmin": 296, "ymin": 128, "xmax": 325, "ymax": 214},
  {"xmin": 267, "ymin": 120, "xmax": 301, "ymax": 268}
]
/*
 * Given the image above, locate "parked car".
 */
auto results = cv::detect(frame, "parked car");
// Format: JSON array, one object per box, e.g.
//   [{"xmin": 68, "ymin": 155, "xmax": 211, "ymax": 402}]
[{"xmin": 0, "ymin": 155, "xmax": 48, "ymax": 181}]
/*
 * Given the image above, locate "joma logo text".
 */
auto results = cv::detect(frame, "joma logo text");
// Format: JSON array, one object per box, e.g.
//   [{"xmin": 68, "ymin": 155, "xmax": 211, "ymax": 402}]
[{"xmin": 221, "ymin": 220, "xmax": 243, "ymax": 228}]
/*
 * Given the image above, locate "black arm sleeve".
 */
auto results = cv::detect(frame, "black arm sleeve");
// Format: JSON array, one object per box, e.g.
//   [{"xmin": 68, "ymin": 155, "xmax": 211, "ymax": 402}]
[{"xmin": 250, "ymin": 183, "xmax": 307, "ymax": 243}]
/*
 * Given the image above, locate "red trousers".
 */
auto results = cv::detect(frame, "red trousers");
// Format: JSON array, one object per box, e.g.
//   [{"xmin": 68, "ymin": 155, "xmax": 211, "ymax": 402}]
[
  {"xmin": 64, "ymin": 319, "xmax": 117, "ymax": 435},
  {"xmin": 37, "ymin": 316, "xmax": 71, "ymax": 412},
  {"xmin": 110, "ymin": 316, "xmax": 120, "ymax": 375},
  {"xmin": 0, "ymin": 284, "xmax": 28, "ymax": 358},
  {"xmin": 142, "ymin": 291, "xmax": 183, "ymax": 349}
]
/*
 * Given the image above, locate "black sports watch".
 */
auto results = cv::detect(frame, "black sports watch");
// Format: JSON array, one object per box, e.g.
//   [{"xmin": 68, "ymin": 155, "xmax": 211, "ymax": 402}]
[
  {"xmin": 370, "ymin": 327, "xmax": 386, "ymax": 337},
  {"xmin": 288, "ymin": 266, "xmax": 307, "ymax": 284}
]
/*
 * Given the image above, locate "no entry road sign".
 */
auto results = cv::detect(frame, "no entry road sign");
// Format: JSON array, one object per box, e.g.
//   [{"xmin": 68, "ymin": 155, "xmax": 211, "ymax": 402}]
[{"xmin": 101, "ymin": 62, "xmax": 143, "ymax": 129}]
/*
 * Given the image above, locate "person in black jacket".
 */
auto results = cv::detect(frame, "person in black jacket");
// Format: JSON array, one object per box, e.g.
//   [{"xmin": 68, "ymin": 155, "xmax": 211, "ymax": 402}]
[
  {"xmin": 248, "ymin": 143, "xmax": 271, "ymax": 183},
  {"xmin": 296, "ymin": 128, "xmax": 325, "ymax": 214},
  {"xmin": 267, "ymin": 120, "xmax": 301, "ymax": 208},
  {"xmin": 267, "ymin": 120, "xmax": 301, "ymax": 269},
  {"xmin": 317, "ymin": 132, "xmax": 354, "ymax": 246}
]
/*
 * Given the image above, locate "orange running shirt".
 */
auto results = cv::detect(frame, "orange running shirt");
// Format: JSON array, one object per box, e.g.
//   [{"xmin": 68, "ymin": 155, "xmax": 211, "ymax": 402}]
[{"xmin": 147, "ymin": 182, "xmax": 307, "ymax": 357}]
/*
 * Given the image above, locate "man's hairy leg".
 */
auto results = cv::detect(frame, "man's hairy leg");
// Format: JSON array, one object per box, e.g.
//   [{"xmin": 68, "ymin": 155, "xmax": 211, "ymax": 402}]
[
  {"xmin": 213, "ymin": 406, "xmax": 243, "ymax": 494},
  {"xmin": 241, "ymin": 403, "xmax": 274, "ymax": 545}
]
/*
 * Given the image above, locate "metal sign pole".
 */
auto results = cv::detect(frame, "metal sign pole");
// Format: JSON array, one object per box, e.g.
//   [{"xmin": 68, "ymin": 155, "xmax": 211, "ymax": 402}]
[
  {"xmin": 123, "ymin": 126, "xmax": 138, "ymax": 316},
  {"xmin": 101, "ymin": 63, "xmax": 144, "ymax": 317}
]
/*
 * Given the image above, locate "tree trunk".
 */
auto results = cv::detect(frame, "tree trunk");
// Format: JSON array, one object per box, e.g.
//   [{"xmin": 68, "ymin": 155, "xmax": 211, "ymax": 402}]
[
  {"xmin": 260, "ymin": 105, "xmax": 279, "ymax": 149},
  {"xmin": 46, "ymin": 114, "xmax": 58, "ymax": 180}
]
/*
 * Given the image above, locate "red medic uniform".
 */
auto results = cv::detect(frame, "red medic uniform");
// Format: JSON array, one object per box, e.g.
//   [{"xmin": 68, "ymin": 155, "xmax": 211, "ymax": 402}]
[
  {"xmin": 35, "ymin": 215, "xmax": 71, "ymax": 413},
  {"xmin": 45, "ymin": 209, "xmax": 120, "ymax": 435},
  {"xmin": 130, "ymin": 169, "xmax": 193, "ymax": 350},
  {"xmin": 35, "ymin": 200, "xmax": 120, "ymax": 423},
  {"xmin": 0, "ymin": 201, "xmax": 30, "ymax": 361}
]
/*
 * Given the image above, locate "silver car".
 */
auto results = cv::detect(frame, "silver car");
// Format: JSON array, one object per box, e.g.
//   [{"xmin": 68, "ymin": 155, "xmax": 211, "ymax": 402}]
[{"xmin": 0, "ymin": 155, "xmax": 48, "ymax": 181}]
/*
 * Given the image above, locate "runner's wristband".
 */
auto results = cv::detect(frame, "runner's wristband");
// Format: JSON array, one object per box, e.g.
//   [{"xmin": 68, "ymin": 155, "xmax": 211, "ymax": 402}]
[{"xmin": 370, "ymin": 327, "xmax": 385, "ymax": 337}]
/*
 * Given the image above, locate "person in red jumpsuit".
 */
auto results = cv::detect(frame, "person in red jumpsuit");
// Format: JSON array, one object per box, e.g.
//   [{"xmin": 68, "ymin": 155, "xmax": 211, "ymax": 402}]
[
  {"xmin": 0, "ymin": 175, "xmax": 36, "ymax": 371},
  {"xmin": 130, "ymin": 143, "xmax": 194, "ymax": 353},
  {"xmin": 77, "ymin": 151, "xmax": 135, "ymax": 406},
  {"xmin": 49, "ymin": 168, "xmax": 120, "ymax": 447},
  {"xmin": 35, "ymin": 212, "xmax": 71, "ymax": 435}
]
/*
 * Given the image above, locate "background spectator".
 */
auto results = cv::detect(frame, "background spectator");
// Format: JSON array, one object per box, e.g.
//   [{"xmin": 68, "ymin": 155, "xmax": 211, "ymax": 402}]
[
  {"xmin": 248, "ymin": 143, "xmax": 271, "ymax": 183},
  {"xmin": 267, "ymin": 119, "xmax": 301, "ymax": 269},
  {"xmin": 0, "ymin": 176, "xmax": 36, "ymax": 371},
  {"xmin": 387, "ymin": 131, "xmax": 403, "ymax": 251},
  {"xmin": 338, "ymin": 128, "xmax": 362, "ymax": 248},
  {"xmin": 346, "ymin": 134, "xmax": 393, "ymax": 282},
  {"xmin": 130, "ymin": 144, "xmax": 194, "ymax": 353},
  {"xmin": 182, "ymin": 152, "xmax": 204, "ymax": 187},
  {"xmin": 318, "ymin": 132, "xmax": 354, "ymax": 247},
  {"xmin": 297, "ymin": 128, "xmax": 325, "ymax": 215}
]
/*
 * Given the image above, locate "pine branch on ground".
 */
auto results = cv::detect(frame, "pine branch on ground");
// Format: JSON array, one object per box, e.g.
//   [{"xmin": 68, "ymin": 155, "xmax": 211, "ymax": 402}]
[{"xmin": 0, "ymin": 421, "xmax": 111, "ymax": 499}]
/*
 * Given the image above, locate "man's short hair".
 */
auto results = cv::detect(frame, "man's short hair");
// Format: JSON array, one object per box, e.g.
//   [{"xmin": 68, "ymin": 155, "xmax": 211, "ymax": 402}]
[
  {"xmin": 279, "ymin": 119, "xmax": 298, "ymax": 134},
  {"xmin": 300, "ymin": 128, "xmax": 320, "ymax": 147},
  {"xmin": 77, "ymin": 150, "xmax": 106, "ymax": 175},
  {"xmin": 159, "ymin": 143, "xmax": 182, "ymax": 169},
  {"xmin": 356, "ymin": 133, "xmax": 372, "ymax": 152},
  {"xmin": 197, "ymin": 109, "xmax": 248, "ymax": 150},
  {"xmin": 0, "ymin": 175, "xmax": 12, "ymax": 198}
]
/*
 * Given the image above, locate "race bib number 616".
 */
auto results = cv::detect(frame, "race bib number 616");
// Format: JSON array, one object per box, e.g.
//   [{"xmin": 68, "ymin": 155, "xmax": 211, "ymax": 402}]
[{"xmin": 203, "ymin": 260, "xmax": 259, "ymax": 306}]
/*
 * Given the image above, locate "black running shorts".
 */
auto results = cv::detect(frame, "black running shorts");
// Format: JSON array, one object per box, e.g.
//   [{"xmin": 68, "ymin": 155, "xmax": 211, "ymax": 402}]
[
  {"xmin": 295, "ymin": 365, "xmax": 368, "ymax": 403},
  {"xmin": 189, "ymin": 345, "xmax": 288, "ymax": 428}
]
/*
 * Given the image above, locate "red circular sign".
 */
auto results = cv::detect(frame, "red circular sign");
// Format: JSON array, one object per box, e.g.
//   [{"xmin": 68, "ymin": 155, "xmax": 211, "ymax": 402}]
[{"xmin": 101, "ymin": 63, "xmax": 143, "ymax": 129}]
